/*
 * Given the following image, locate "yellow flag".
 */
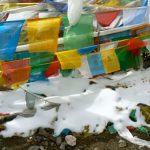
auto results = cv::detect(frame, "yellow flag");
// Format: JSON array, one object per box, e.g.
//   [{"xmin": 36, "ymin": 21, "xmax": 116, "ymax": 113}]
[
  {"xmin": 100, "ymin": 49, "xmax": 120, "ymax": 73},
  {"xmin": 27, "ymin": 17, "xmax": 61, "ymax": 52},
  {"xmin": 56, "ymin": 50, "xmax": 81, "ymax": 69},
  {"xmin": 104, "ymin": 0, "xmax": 120, "ymax": 7}
]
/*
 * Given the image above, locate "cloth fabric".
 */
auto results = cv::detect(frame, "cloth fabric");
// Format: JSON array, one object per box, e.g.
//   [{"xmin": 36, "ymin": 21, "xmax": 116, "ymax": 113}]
[
  {"xmin": 100, "ymin": 49, "xmax": 120, "ymax": 73},
  {"xmin": 87, "ymin": 53, "xmax": 105, "ymax": 76},
  {"xmin": 44, "ymin": 61, "xmax": 60, "ymax": 77},
  {"xmin": 96, "ymin": 10, "xmax": 121, "ymax": 27},
  {"xmin": 1, "ymin": 59, "xmax": 30, "ymax": 86},
  {"xmin": 123, "ymin": 7, "xmax": 147, "ymax": 26},
  {"xmin": 56, "ymin": 49, "xmax": 82, "ymax": 69},
  {"xmin": 63, "ymin": 14, "xmax": 94, "ymax": 50},
  {"xmin": 115, "ymin": 46, "xmax": 141, "ymax": 70},
  {"xmin": 78, "ymin": 45, "xmax": 98, "ymax": 55},
  {"xmin": 27, "ymin": 17, "xmax": 61, "ymax": 52},
  {"xmin": 0, "ymin": 20, "xmax": 24, "ymax": 60},
  {"xmin": 30, "ymin": 52, "xmax": 54, "ymax": 75}
]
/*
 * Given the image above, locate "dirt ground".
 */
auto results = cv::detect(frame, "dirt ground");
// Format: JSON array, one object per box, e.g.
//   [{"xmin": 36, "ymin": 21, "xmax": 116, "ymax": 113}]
[{"xmin": 0, "ymin": 128, "xmax": 150, "ymax": 150}]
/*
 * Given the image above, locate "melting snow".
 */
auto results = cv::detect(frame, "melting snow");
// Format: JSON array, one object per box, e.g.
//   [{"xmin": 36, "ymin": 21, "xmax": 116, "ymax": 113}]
[{"xmin": 0, "ymin": 69, "xmax": 150, "ymax": 147}]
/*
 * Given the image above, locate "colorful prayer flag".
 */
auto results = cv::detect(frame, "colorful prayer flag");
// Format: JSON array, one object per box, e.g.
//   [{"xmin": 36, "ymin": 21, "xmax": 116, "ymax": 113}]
[
  {"xmin": 1, "ymin": 59, "xmax": 30, "ymax": 86},
  {"xmin": 78, "ymin": 57, "xmax": 93, "ymax": 78},
  {"xmin": 96, "ymin": 10, "xmax": 121, "ymax": 27},
  {"xmin": 127, "ymin": 38, "xmax": 147, "ymax": 55},
  {"xmin": 123, "ymin": 7, "xmax": 147, "ymax": 26},
  {"xmin": 63, "ymin": 14, "xmax": 94, "ymax": 50},
  {"xmin": 29, "ymin": 73, "xmax": 48, "ymax": 82},
  {"xmin": 30, "ymin": 52, "xmax": 54, "ymax": 75},
  {"xmin": 100, "ymin": 49, "xmax": 120, "ymax": 73},
  {"xmin": 87, "ymin": 53, "xmax": 105, "ymax": 76},
  {"xmin": 27, "ymin": 17, "xmax": 61, "ymax": 52},
  {"xmin": 44, "ymin": 61, "xmax": 60, "ymax": 77},
  {"xmin": 56, "ymin": 49, "xmax": 82, "ymax": 69},
  {"xmin": 115, "ymin": 47, "xmax": 141, "ymax": 70},
  {"xmin": 0, "ymin": 20, "xmax": 24, "ymax": 60}
]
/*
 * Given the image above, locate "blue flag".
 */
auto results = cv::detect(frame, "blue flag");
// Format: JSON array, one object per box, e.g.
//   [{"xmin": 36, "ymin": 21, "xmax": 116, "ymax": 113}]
[
  {"xmin": 78, "ymin": 45, "xmax": 98, "ymax": 55},
  {"xmin": 0, "ymin": 20, "xmax": 24, "ymax": 60},
  {"xmin": 123, "ymin": 7, "xmax": 147, "ymax": 26},
  {"xmin": 141, "ymin": 0, "xmax": 148, "ymax": 6},
  {"xmin": 87, "ymin": 53, "xmax": 105, "ymax": 76},
  {"xmin": 44, "ymin": 0, "xmax": 68, "ymax": 13}
]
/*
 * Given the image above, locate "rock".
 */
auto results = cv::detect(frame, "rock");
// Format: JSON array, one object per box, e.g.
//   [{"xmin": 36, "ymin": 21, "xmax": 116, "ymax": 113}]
[
  {"xmin": 79, "ymin": 146, "xmax": 83, "ymax": 149},
  {"xmin": 118, "ymin": 139, "xmax": 127, "ymax": 148},
  {"xmin": 34, "ymin": 135, "xmax": 44, "ymax": 143},
  {"xmin": 38, "ymin": 128, "xmax": 48, "ymax": 136},
  {"xmin": 2, "ymin": 147, "xmax": 8, "ymax": 150},
  {"xmin": 41, "ymin": 141, "xmax": 49, "ymax": 148},
  {"xmin": 0, "ymin": 139, "xmax": 2, "ymax": 146},
  {"xmin": 28, "ymin": 145, "xmax": 44, "ymax": 150},
  {"xmin": 65, "ymin": 135, "xmax": 76, "ymax": 146},
  {"xmin": 37, "ymin": 128, "xmax": 55, "ymax": 142},
  {"xmin": 56, "ymin": 137, "xmax": 62, "ymax": 145},
  {"xmin": 94, "ymin": 147, "xmax": 99, "ymax": 150},
  {"xmin": 60, "ymin": 142, "xmax": 66, "ymax": 150},
  {"xmin": 50, "ymin": 142, "xmax": 55, "ymax": 146},
  {"xmin": 27, "ymin": 136, "xmax": 34, "ymax": 144}
]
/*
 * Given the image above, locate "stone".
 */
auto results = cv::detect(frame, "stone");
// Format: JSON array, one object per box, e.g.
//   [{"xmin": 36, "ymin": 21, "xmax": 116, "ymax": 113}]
[
  {"xmin": 0, "ymin": 139, "xmax": 3, "ymax": 147},
  {"xmin": 28, "ymin": 145, "xmax": 44, "ymax": 150},
  {"xmin": 50, "ymin": 142, "xmax": 54, "ymax": 146},
  {"xmin": 94, "ymin": 147, "xmax": 99, "ymax": 150},
  {"xmin": 118, "ymin": 139, "xmax": 127, "ymax": 148},
  {"xmin": 38, "ymin": 128, "xmax": 48, "ymax": 135},
  {"xmin": 41, "ymin": 141, "xmax": 49, "ymax": 147},
  {"xmin": 60, "ymin": 142, "xmax": 66, "ymax": 150},
  {"xmin": 2, "ymin": 147, "xmax": 8, "ymax": 150},
  {"xmin": 65, "ymin": 135, "xmax": 76, "ymax": 146},
  {"xmin": 56, "ymin": 137, "xmax": 62, "ymax": 145}
]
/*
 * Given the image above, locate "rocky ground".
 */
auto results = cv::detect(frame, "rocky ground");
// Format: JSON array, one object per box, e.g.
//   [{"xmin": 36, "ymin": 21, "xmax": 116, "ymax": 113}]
[{"xmin": 0, "ymin": 128, "xmax": 150, "ymax": 150}]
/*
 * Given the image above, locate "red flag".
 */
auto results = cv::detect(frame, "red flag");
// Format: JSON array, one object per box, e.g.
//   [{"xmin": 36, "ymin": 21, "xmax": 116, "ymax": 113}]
[
  {"xmin": 44, "ymin": 58, "xmax": 60, "ymax": 78},
  {"xmin": 128, "ymin": 38, "xmax": 147, "ymax": 55},
  {"xmin": 96, "ymin": 10, "xmax": 121, "ymax": 27}
]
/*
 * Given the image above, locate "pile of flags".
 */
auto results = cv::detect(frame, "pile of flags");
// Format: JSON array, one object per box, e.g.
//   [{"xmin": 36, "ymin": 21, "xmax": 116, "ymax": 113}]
[{"xmin": 0, "ymin": 1, "xmax": 149, "ymax": 88}]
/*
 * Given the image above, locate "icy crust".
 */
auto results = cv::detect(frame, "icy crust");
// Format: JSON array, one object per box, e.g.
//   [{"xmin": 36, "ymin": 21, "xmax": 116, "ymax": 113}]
[{"xmin": 0, "ymin": 69, "xmax": 150, "ymax": 147}]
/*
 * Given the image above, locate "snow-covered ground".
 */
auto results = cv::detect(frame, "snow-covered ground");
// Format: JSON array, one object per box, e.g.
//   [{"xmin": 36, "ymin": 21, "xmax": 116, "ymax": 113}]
[{"xmin": 0, "ymin": 69, "xmax": 150, "ymax": 147}]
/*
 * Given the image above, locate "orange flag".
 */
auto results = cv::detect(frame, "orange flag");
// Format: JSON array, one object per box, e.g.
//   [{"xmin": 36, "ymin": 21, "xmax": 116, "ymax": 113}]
[{"xmin": 1, "ymin": 59, "xmax": 30, "ymax": 87}]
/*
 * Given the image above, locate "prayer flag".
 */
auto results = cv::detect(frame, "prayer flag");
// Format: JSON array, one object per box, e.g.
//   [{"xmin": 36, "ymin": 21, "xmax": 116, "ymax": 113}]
[
  {"xmin": 56, "ymin": 49, "xmax": 81, "ymax": 69},
  {"xmin": 1, "ymin": 59, "xmax": 30, "ymax": 86},
  {"xmin": 115, "ymin": 47, "xmax": 141, "ymax": 70},
  {"xmin": 87, "ymin": 53, "xmax": 105, "ymax": 76},
  {"xmin": 100, "ymin": 49, "xmax": 120, "ymax": 73},
  {"xmin": 123, "ymin": 7, "xmax": 147, "ymax": 26},
  {"xmin": 0, "ymin": 20, "xmax": 24, "ymax": 60},
  {"xmin": 27, "ymin": 17, "xmax": 61, "ymax": 52},
  {"xmin": 96, "ymin": 10, "xmax": 120, "ymax": 27},
  {"xmin": 63, "ymin": 14, "xmax": 94, "ymax": 50}
]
